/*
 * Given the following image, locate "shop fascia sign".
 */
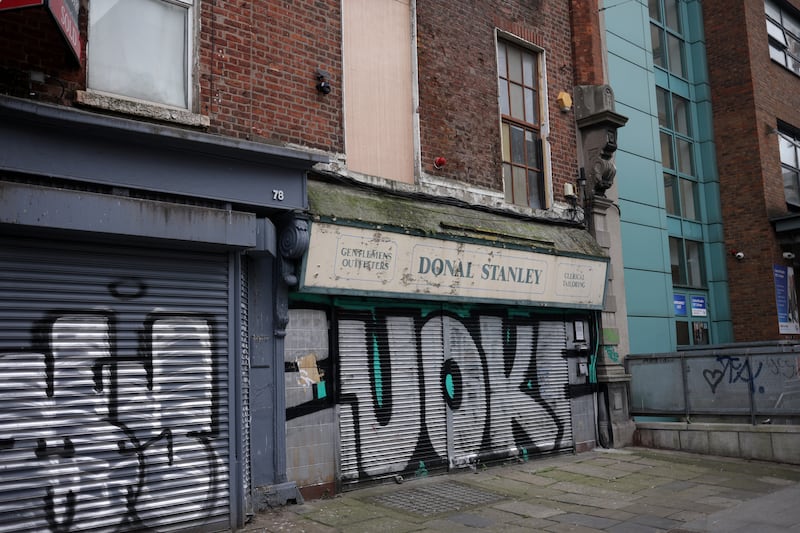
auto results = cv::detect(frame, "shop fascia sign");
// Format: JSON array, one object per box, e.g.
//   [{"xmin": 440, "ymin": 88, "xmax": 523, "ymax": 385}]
[
  {"xmin": 300, "ymin": 222, "xmax": 608, "ymax": 309},
  {"xmin": 0, "ymin": 0, "xmax": 80, "ymax": 62}
]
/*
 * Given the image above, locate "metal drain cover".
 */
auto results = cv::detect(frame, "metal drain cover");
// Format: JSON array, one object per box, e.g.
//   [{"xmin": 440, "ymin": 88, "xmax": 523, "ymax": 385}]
[{"xmin": 370, "ymin": 481, "xmax": 504, "ymax": 516}]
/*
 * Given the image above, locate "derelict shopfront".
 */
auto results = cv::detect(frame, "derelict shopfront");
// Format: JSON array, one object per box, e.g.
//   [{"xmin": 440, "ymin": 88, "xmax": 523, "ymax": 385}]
[{"xmin": 283, "ymin": 179, "xmax": 608, "ymax": 494}]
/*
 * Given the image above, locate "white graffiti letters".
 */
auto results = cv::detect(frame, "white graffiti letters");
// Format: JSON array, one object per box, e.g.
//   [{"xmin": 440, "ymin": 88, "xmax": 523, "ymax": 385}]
[
  {"xmin": 338, "ymin": 310, "xmax": 567, "ymax": 480},
  {"xmin": 0, "ymin": 313, "xmax": 221, "ymax": 533}
]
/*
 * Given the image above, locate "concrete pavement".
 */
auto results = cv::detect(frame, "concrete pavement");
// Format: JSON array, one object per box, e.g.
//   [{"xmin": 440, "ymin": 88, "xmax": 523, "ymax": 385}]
[{"xmin": 240, "ymin": 447, "xmax": 800, "ymax": 532}]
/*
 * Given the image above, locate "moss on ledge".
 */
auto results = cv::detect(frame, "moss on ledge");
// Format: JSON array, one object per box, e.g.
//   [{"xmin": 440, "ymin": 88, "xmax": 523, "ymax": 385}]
[{"xmin": 307, "ymin": 179, "xmax": 606, "ymax": 259}]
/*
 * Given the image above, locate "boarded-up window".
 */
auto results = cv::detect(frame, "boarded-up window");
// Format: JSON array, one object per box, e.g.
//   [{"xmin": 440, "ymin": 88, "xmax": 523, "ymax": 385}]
[{"xmin": 343, "ymin": 0, "xmax": 415, "ymax": 183}]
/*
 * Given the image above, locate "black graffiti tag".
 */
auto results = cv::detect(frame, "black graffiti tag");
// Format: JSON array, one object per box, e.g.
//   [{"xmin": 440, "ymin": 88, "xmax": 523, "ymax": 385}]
[{"xmin": 702, "ymin": 356, "xmax": 763, "ymax": 394}]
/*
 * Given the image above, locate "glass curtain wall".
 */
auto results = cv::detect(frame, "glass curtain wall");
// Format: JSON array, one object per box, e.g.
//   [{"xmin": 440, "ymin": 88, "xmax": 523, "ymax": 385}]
[{"xmin": 650, "ymin": 0, "xmax": 727, "ymax": 346}]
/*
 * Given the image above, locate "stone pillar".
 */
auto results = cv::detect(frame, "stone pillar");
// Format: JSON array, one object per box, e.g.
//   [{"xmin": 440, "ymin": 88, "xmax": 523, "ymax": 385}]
[
  {"xmin": 251, "ymin": 213, "xmax": 310, "ymax": 510},
  {"xmin": 575, "ymin": 85, "xmax": 636, "ymax": 447}
]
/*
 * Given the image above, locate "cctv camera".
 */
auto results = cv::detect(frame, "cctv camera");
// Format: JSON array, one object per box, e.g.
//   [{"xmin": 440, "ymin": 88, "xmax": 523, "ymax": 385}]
[
  {"xmin": 784, "ymin": 252, "xmax": 796, "ymax": 260},
  {"xmin": 316, "ymin": 80, "xmax": 331, "ymax": 94},
  {"xmin": 734, "ymin": 251, "xmax": 745, "ymax": 260}
]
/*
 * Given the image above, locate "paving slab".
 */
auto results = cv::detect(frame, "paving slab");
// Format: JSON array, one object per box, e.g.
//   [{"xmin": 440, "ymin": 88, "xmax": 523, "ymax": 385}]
[{"xmin": 238, "ymin": 448, "xmax": 800, "ymax": 533}]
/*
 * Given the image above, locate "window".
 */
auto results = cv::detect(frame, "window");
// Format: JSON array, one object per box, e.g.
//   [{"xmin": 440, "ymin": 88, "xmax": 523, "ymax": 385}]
[
  {"xmin": 88, "ymin": 0, "xmax": 193, "ymax": 109},
  {"xmin": 656, "ymin": 87, "xmax": 699, "ymax": 220},
  {"xmin": 497, "ymin": 39, "xmax": 545, "ymax": 209},
  {"xmin": 674, "ymin": 291, "xmax": 710, "ymax": 346},
  {"xmin": 343, "ymin": 0, "xmax": 415, "ymax": 183},
  {"xmin": 670, "ymin": 237, "xmax": 705, "ymax": 288},
  {"xmin": 780, "ymin": 128, "xmax": 800, "ymax": 207},
  {"xmin": 766, "ymin": 0, "xmax": 800, "ymax": 75},
  {"xmin": 650, "ymin": 0, "xmax": 686, "ymax": 78},
  {"xmin": 675, "ymin": 320, "xmax": 709, "ymax": 346}
]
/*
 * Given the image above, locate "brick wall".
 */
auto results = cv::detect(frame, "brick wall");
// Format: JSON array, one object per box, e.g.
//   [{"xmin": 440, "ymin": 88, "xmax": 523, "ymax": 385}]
[
  {"xmin": 198, "ymin": 1, "xmax": 342, "ymax": 149},
  {"xmin": 0, "ymin": 7, "xmax": 85, "ymax": 105},
  {"xmin": 703, "ymin": 0, "xmax": 800, "ymax": 341},
  {"xmin": 0, "ymin": 1, "xmax": 343, "ymax": 151},
  {"xmin": 1, "ymin": 0, "xmax": 589, "ymax": 203},
  {"xmin": 416, "ymin": 0, "xmax": 580, "ymax": 197}
]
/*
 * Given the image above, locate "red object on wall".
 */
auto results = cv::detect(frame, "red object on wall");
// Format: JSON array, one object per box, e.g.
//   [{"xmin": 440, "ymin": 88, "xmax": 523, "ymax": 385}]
[
  {"xmin": 47, "ymin": 0, "xmax": 80, "ymax": 62},
  {"xmin": 0, "ymin": 0, "xmax": 44, "ymax": 12}
]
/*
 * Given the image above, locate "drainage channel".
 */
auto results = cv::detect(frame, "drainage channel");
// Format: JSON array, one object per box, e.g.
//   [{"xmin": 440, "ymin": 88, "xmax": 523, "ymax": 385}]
[{"xmin": 369, "ymin": 481, "xmax": 504, "ymax": 517}]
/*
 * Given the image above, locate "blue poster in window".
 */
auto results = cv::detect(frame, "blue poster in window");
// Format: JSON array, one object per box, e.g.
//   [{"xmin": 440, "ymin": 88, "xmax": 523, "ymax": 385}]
[
  {"xmin": 774, "ymin": 265, "xmax": 800, "ymax": 334},
  {"xmin": 690, "ymin": 296, "xmax": 707, "ymax": 317},
  {"xmin": 674, "ymin": 294, "xmax": 687, "ymax": 316}
]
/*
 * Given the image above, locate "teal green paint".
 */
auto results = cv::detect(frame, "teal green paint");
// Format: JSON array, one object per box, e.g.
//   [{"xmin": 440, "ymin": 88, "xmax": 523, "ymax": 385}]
[
  {"xmin": 372, "ymin": 333, "xmax": 383, "ymax": 408},
  {"xmin": 419, "ymin": 304, "xmax": 443, "ymax": 317},
  {"xmin": 627, "ymin": 316, "xmax": 675, "ymax": 353},
  {"xmin": 289, "ymin": 293, "xmax": 332, "ymax": 305},
  {"xmin": 415, "ymin": 461, "xmax": 428, "ymax": 478},
  {"xmin": 527, "ymin": 379, "xmax": 533, "ymax": 390},
  {"xmin": 607, "ymin": 0, "xmax": 732, "ymax": 354},
  {"xmin": 521, "ymin": 447, "xmax": 529, "ymax": 462},
  {"xmin": 445, "ymin": 374, "xmax": 455, "ymax": 400},
  {"xmin": 316, "ymin": 381, "xmax": 327, "ymax": 399},
  {"xmin": 507, "ymin": 308, "xmax": 535, "ymax": 318},
  {"xmin": 604, "ymin": 345, "xmax": 620, "ymax": 363},
  {"xmin": 440, "ymin": 303, "xmax": 472, "ymax": 318}
]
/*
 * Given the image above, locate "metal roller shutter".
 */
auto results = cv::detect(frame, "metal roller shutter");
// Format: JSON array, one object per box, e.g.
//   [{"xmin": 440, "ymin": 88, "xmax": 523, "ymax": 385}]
[
  {"xmin": 471, "ymin": 317, "xmax": 573, "ymax": 460},
  {"xmin": 338, "ymin": 308, "xmax": 447, "ymax": 486},
  {"xmin": 0, "ymin": 236, "xmax": 231, "ymax": 533},
  {"xmin": 426, "ymin": 312, "xmax": 573, "ymax": 468},
  {"xmin": 529, "ymin": 320, "xmax": 573, "ymax": 453},
  {"xmin": 337, "ymin": 303, "xmax": 572, "ymax": 486}
]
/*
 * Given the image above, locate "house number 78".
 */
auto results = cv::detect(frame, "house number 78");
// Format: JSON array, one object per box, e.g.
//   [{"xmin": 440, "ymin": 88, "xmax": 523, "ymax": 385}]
[{"xmin": 272, "ymin": 190, "xmax": 285, "ymax": 201}]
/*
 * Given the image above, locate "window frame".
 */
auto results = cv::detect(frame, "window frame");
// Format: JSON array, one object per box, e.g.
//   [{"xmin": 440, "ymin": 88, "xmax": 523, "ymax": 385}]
[
  {"xmin": 779, "ymin": 126, "xmax": 800, "ymax": 208},
  {"xmin": 496, "ymin": 33, "xmax": 550, "ymax": 210},
  {"xmin": 669, "ymin": 236, "xmax": 706, "ymax": 289},
  {"xmin": 656, "ymin": 87, "xmax": 700, "ymax": 221},
  {"xmin": 87, "ymin": 0, "xmax": 195, "ymax": 110},
  {"xmin": 649, "ymin": 0, "xmax": 687, "ymax": 79},
  {"xmin": 766, "ymin": 0, "xmax": 800, "ymax": 75}
]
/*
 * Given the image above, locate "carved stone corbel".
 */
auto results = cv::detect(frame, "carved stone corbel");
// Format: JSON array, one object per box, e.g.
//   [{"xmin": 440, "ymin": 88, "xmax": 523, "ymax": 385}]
[
  {"xmin": 278, "ymin": 213, "xmax": 310, "ymax": 286},
  {"xmin": 574, "ymin": 85, "xmax": 628, "ymax": 198},
  {"xmin": 275, "ymin": 212, "xmax": 310, "ymax": 338}
]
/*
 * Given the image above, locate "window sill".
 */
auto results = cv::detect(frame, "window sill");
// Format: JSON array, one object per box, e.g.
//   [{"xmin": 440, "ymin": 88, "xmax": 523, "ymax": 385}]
[{"xmin": 76, "ymin": 91, "xmax": 210, "ymax": 128}]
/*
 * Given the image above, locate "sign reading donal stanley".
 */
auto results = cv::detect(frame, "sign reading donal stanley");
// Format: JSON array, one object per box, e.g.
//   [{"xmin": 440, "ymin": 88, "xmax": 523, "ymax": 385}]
[{"xmin": 301, "ymin": 223, "xmax": 608, "ymax": 309}]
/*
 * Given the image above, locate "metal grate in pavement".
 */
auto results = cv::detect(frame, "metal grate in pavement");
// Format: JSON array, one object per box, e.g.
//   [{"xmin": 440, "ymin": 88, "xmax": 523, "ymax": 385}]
[{"xmin": 369, "ymin": 481, "xmax": 504, "ymax": 517}]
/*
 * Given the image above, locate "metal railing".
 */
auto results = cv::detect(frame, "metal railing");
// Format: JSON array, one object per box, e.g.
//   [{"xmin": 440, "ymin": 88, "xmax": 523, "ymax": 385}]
[{"xmin": 625, "ymin": 342, "xmax": 800, "ymax": 424}]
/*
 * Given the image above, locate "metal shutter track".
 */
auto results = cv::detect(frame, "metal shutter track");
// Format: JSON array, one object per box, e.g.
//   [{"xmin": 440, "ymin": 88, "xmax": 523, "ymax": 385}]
[{"xmin": 0, "ymin": 237, "xmax": 230, "ymax": 533}]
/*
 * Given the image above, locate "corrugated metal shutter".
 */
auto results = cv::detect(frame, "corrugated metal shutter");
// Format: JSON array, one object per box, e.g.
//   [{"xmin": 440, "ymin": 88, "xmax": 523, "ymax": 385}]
[
  {"xmin": 443, "ymin": 313, "xmax": 490, "ymax": 466},
  {"xmin": 0, "ymin": 236, "xmax": 231, "ymax": 533},
  {"xmin": 337, "ymin": 304, "xmax": 573, "ymax": 486},
  {"xmin": 338, "ymin": 309, "xmax": 444, "ymax": 485},
  {"xmin": 529, "ymin": 320, "xmax": 573, "ymax": 453},
  {"xmin": 444, "ymin": 314, "xmax": 573, "ymax": 465}
]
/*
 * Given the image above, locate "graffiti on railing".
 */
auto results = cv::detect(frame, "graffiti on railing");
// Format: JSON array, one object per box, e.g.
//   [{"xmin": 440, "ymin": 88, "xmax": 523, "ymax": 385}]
[
  {"xmin": 702, "ymin": 356, "xmax": 764, "ymax": 394},
  {"xmin": 629, "ymin": 350, "xmax": 800, "ymax": 414},
  {"xmin": 700, "ymin": 354, "xmax": 800, "ymax": 396},
  {"xmin": 766, "ymin": 356, "xmax": 800, "ymax": 380}
]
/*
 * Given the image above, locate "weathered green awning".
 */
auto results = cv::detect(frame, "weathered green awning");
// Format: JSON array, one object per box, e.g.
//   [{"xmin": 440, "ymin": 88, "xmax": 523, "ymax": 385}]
[{"xmin": 307, "ymin": 179, "xmax": 606, "ymax": 259}]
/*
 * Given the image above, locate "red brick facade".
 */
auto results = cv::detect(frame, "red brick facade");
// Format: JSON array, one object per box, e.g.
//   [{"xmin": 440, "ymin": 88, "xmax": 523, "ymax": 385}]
[
  {"xmin": 703, "ymin": 0, "xmax": 800, "ymax": 341},
  {"xmin": 416, "ymin": 0, "xmax": 582, "ymax": 198},
  {"xmin": 0, "ymin": 2, "xmax": 343, "ymax": 151},
  {"xmin": 197, "ymin": 1, "xmax": 343, "ymax": 149},
  {"xmin": 0, "ymin": 0, "xmax": 597, "ymax": 205}
]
